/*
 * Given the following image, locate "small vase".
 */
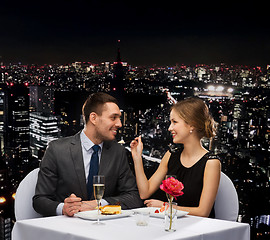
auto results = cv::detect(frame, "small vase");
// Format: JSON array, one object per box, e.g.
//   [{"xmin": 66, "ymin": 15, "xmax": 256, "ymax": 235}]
[{"xmin": 165, "ymin": 195, "xmax": 177, "ymax": 232}]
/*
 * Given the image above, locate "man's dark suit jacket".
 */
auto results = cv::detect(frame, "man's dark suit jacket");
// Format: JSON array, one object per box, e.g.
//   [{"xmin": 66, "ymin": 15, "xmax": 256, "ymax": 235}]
[{"xmin": 33, "ymin": 131, "xmax": 143, "ymax": 216}]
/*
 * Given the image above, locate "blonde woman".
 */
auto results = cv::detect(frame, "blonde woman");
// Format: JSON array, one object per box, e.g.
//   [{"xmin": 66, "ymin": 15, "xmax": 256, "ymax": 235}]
[{"xmin": 130, "ymin": 97, "xmax": 221, "ymax": 217}]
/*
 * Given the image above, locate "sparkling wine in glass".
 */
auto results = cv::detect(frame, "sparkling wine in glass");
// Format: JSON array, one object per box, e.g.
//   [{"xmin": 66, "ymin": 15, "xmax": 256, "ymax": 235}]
[{"xmin": 93, "ymin": 175, "xmax": 105, "ymax": 225}]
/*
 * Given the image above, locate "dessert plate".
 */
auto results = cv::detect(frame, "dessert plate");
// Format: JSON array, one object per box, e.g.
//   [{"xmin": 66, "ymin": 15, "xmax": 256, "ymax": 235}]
[
  {"xmin": 133, "ymin": 207, "xmax": 189, "ymax": 219},
  {"xmin": 75, "ymin": 210, "xmax": 133, "ymax": 221}
]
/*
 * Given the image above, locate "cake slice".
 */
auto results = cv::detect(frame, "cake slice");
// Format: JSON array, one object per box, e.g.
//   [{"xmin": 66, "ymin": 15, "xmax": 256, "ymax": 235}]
[{"xmin": 101, "ymin": 205, "xmax": 121, "ymax": 215}]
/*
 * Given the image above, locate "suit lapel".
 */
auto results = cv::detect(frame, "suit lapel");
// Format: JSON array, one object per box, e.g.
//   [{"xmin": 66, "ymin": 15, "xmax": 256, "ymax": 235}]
[
  {"xmin": 70, "ymin": 132, "xmax": 88, "ymax": 200},
  {"xmin": 99, "ymin": 141, "xmax": 112, "ymax": 175}
]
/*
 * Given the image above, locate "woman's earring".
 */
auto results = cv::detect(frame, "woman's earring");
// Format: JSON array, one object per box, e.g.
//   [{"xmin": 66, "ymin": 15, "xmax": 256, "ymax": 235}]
[{"xmin": 190, "ymin": 130, "xmax": 193, "ymax": 134}]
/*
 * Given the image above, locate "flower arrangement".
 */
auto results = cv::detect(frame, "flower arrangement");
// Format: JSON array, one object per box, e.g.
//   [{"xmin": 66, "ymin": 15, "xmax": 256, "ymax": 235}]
[
  {"xmin": 160, "ymin": 176, "xmax": 184, "ymax": 231},
  {"xmin": 160, "ymin": 176, "xmax": 184, "ymax": 200}
]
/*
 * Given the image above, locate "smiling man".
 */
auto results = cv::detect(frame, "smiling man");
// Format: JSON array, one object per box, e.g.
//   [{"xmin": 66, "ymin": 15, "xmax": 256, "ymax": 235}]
[{"xmin": 33, "ymin": 92, "xmax": 143, "ymax": 217}]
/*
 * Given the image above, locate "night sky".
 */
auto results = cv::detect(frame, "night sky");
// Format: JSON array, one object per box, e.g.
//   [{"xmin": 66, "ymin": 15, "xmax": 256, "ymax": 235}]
[{"xmin": 0, "ymin": 0, "xmax": 269, "ymax": 66}]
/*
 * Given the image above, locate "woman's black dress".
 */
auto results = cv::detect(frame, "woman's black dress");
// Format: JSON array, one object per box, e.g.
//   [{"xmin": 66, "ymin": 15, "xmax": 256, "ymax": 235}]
[{"xmin": 167, "ymin": 149, "xmax": 220, "ymax": 218}]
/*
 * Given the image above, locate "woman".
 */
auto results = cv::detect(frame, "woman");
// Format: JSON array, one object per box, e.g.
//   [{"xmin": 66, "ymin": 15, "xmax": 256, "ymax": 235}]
[{"xmin": 130, "ymin": 97, "xmax": 221, "ymax": 217}]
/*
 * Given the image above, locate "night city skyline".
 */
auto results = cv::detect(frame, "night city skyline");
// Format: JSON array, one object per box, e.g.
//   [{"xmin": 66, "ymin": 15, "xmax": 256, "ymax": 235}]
[
  {"xmin": 0, "ymin": 58, "xmax": 269, "ymax": 239},
  {"xmin": 0, "ymin": 1, "xmax": 270, "ymax": 239},
  {"xmin": 1, "ymin": 0, "xmax": 269, "ymax": 66}
]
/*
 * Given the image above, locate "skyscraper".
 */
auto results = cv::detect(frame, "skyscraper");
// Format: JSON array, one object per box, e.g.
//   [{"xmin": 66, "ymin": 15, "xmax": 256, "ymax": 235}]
[
  {"xmin": 29, "ymin": 112, "xmax": 59, "ymax": 160},
  {"xmin": 0, "ymin": 158, "xmax": 13, "ymax": 240},
  {"xmin": 110, "ymin": 41, "xmax": 126, "ymax": 108},
  {"xmin": 2, "ymin": 84, "xmax": 30, "ymax": 166},
  {"xmin": 29, "ymin": 85, "xmax": 55, "ymax": 114},
  {"xmin": 29, "ymin": 85, "xmax": 59, "ymax": 160},
  {"xmin": 0, "ymin": 86, "xmax": 6, "ymax": 152}
]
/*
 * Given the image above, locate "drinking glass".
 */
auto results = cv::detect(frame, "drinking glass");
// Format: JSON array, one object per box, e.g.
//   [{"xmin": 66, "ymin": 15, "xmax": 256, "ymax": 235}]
[
  {"xmin": 93, "ymin": 175, "xmax": 105, "ymax": 225},
  {"xmin": 135, "ymin": 211, "xmax": 150, "ymax": 226}
]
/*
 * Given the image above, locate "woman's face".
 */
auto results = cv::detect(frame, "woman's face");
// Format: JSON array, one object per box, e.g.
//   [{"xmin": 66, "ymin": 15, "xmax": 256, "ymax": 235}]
[{"xmin": 168, "ymin": 109, "xmax": 192, "ymax": 144}]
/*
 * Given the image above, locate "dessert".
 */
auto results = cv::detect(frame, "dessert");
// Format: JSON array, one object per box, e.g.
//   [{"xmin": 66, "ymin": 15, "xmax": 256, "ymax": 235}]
[
  {"xmin": 100, "ymin": 205, "xmax": 121, "ymax": 215},
  {"xmin": 155, "ymin": 203, "xmax": 169, "ymax": 214}
]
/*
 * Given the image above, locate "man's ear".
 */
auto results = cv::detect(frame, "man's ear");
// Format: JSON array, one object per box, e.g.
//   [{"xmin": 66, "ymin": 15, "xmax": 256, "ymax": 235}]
[{"xmin": 89, "ymin": 112, "xmax": 98, "ymax": 125}]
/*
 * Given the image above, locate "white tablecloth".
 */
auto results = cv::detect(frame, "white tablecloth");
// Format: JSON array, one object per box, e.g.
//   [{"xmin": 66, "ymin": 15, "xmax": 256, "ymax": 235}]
[{"xmin": 12, "ymin": 214, "xmax": 250, "ymax": 240}]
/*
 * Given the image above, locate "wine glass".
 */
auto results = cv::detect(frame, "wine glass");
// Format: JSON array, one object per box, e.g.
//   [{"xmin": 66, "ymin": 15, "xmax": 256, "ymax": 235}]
[{"xmin": 93, "ymin": 175, "xmax": 105, "ymax": 225}]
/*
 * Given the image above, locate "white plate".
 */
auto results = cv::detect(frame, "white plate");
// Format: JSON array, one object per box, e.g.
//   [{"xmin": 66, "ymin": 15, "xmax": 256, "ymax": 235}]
[
  {"xmin": 75, "ymin": 210, "xmax": 133, "ymax": 221},
  {"xmin": 133, "ymin": 207, "xmax": 189, "ymax": 219}
]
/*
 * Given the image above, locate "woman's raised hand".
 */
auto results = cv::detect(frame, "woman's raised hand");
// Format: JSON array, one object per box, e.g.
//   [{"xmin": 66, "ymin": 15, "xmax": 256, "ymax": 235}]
[{"xmin": 130, "ymin": 136, "xmax": 143, "ymax": 162}]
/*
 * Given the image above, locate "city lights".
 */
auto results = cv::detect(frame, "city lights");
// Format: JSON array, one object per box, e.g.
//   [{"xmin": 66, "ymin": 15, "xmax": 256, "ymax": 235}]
[
  {"xmin": 227, "ymin": 88, "xmax": 234, "ymax": 93},
  {"xmin": 0, "ymin": 61, "xmax": 269, "ymax": 239},
  {"xmin": 0, "ymin": 196, "xmax": 6, "ymax": 204},
  {"xmin": 216, "ymin": 86, "xmax": 224, "ymax": 92},
  {"xmin": 208, "ymin": 85, "xmax": 215, "ymax": 91}
]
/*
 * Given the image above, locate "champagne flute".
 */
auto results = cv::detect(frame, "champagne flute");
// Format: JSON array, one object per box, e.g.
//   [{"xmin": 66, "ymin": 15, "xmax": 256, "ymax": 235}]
[{"xmin": 93, "ymin": 175, "xmax": 105, "ymax": 225}]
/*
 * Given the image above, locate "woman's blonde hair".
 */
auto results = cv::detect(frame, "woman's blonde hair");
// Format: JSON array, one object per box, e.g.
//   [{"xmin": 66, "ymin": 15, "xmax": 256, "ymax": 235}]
[{"xmin": 171, "ymin": 97, "xmax": 217, "ymax": 139}]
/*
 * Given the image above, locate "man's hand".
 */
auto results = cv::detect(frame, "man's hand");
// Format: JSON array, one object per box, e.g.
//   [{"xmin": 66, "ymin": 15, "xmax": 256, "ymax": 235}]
[
  {"xmin": 62, "ymin": 193, "xmax": 82, "ymax": 217},
  {"xmin": 79, "ymin": 200, "xmax": 98, "ymax": 212}
]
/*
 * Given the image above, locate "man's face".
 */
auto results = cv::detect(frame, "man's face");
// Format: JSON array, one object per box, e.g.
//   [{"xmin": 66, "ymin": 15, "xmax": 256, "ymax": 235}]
[{"xmin": 94, "ymin": 102, "xmax": 122, "ymax": 142}]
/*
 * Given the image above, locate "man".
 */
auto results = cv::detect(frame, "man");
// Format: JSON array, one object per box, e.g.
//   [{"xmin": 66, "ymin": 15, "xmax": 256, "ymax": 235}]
[{"xmin": 33, "ymin": 92, "xmax": 143, "ymax": 217}]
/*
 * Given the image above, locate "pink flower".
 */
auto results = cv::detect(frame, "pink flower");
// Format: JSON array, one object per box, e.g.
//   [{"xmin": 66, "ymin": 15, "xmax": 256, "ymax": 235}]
[{"xmin": 160, "ymin": 177, "xmax": 184, "ymax": 199}]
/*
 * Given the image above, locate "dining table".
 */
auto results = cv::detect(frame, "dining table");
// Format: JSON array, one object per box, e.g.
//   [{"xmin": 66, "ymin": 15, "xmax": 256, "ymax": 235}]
[{"xmin": 12, "ymin": 209, "xmax": 250, "ymax": 240}]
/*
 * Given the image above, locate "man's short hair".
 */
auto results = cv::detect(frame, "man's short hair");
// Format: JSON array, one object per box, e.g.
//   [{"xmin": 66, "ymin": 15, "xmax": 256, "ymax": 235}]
[{"xmin": 82, "ymin": 92, "xmax": 118, "ymax": 124}]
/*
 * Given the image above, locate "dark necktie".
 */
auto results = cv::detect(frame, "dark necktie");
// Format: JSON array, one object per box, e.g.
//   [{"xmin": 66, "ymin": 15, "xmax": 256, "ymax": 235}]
[{"xmin": 87, "ymin": 145, "xmax": 100, "ymax": 200}]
